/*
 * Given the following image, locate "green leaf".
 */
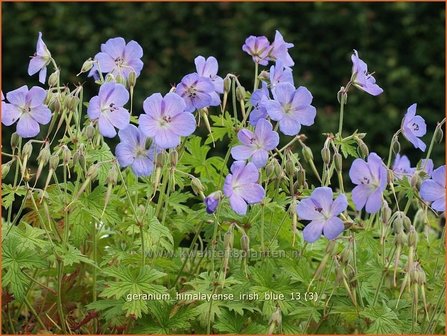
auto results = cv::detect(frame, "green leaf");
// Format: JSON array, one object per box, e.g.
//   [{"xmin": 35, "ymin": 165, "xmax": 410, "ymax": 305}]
[
  {"xmin": 1, "ymin": 184, "xmax": 27, "ymax": 210},
  {"xmin": 55, "ymin": 244, "xmax": 96, "ymax": 267},
  {"xmin": 335, "ymin": 138, "xmax": 359, "ymax": 159},
  {"xmin": 360, "ymin": 304, "xmax": 402, "ymax": 334}
]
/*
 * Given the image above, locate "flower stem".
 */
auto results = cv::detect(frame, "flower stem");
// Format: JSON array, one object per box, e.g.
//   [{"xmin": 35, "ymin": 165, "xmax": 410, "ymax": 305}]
[
  {"xmin": 337, "ymin": 99, "xmax": 345, "ymax": 137},
  {"xmin": 386, "ymin": 130, "xmax": 401, "ymax": 168},
  {"xmin": 425, "ymin": 117, "xmax": 446, "ymax": 162},
  {"xmin": 56, "ymin": 260, "xmax": 67, "ymax": 334},
  {"xmin": 253, "ymin": 62, "xmax": 259, "ymax": 93}
]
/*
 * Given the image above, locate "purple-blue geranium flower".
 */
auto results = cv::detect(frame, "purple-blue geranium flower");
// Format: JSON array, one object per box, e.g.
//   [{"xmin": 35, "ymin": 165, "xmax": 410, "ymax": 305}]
[
  {"xmin": 267, "ymin": 30, "xmax": 294, "ymax": 68},
  {"xmin": 420, "ymin": 158, "xmax": 434, "ymax": 178},
  {"xmin": 249, "ymin": 82, "xmax": 270, "ymax": 126},
  {"xmin": 296, "ymin": 187, "xmax": 348, "ymax": 243},
  {"xmin": 89, "ymin": 37, "xmax": 144, "ymax": 80},
  {"xmin": 139, "ymin": 92, "xmax": 196, "ymax": 149},
  {"xmin": 175, "ymin": 73, "xmax": 215, "ymax": 113},
  {"xmin": 204, "ymin": 191, "xmax": 221, "ymax": 214},
  {"xmin": 87, "ymin": 82, "xmax": 130, "ymax": 138},
  {"xmin": 264, "ymin": 82, "xmax": 316, "ymax": 136},
  {"xmin": 392, "ymin": 154, "xmax": 415, "ymax": 180},
  {"xmin": 223, "ymin": 161, "xmax": 265, "ymax": 215},
  {"xmin": 115, "ymin": 124, "xmax": 156, "ymax": 177},
  {"xmin": 420, "ymin": 165, "xmax": 445, "ymax": 212},
  {"xmin": 351, "ymin": 50, "xmax": 383, "ymax": 96},
  {"xmin": 349, "ymin": 152, "xmax": 387, "ymax": 214},
  {"xmin": 195, "ymin": 56, "xmax": 224, "ymax": 106},
  {"xmin": 231, "ymin": 119, "xmax": 279, "ymax": 168},
  {"xmin": 269, "ymin": 60, "xmax": 294, "ymax": 88},
  {"xmin": 242, "ymin": 36, "xmax": 270, "ymax": 66},
  {"xmin": 28, "ymin": 32, "xmax": 52, "ymax": 84},
  {"xmin": 2, "ymin": 85, "xmax": 51, "ymax": 138},
  {"xmin": 401, "ymin": 103, "xmax": 427, "ymax": 152}
]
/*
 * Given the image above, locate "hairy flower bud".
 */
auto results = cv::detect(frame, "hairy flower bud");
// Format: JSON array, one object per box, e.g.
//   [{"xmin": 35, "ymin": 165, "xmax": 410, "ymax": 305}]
[
  {"xmin": 285, "ymin": 159, "xmax": 295, "ymax": 176},
  {"xmin": 87, "ymin": 163, "xmax": 99, "ymax": 180},
  {"xmin": 37, "ymin": 144, "xmax": 51, "ymax": 166},
  {"xmin": 191, "ymin": 177, "xmax": 205, "ymax": 196},
  {"xmin": 381, "ymin": 200, "xmax": 392, "ymax": 225},
  {"xmin": 357, "ymin": 139, "xmax": 369, "ymax": 158},
  {"xmin": 269, "ymin": 307, "xmax": 282, "ymax": 328},
  {"xmin": 435, "ymin": 126, "xmax": 444, "ymax": 143},
  {"xmin": 236, "ymin": 86, "xmax": 246, "ymax": 101},
  {"xmin": 321, "ymin": 146, "xmax": 331, "ymax": 165},
  {"xmin": 67, "ymin": 95, "xmax": 80, "ymax": 112},
  {"xmin": 223, "ymin": 76, "xmax": 231, "ymax": 93},
  {"xmin": 258, "ymin": 70, "xmax": 270, "ymax": 82},
  {"xmin": 62, "ymin": 146, "xmax": 71, "ymax": 165},
  {"xmin": 326, "ymin": 240, "xmax": 337, "ymax": 256},
  {"xmin": 11, "ymin": 132, "xmax": 21, "ymax": 151},
  {"xmin": 106, "ymin": 165, "xmax": 118, "ymax": 185},
  {"xmin": 78, "ymin": 58, "xmax": 94, "ymax": 75},
  {"xmin": 169, "ymin": 150, "xmax": 178, "ymax": 167},
  {"xmin": 2, "ymin": 161, "xmax": 12, "ymax": 177},
  {"xmin": 22, "ymin": 141, "xmax": 33, "ymax": 158},
  {"xmin": 48, "ymin": 70, "xmax": 60, "ymax": 87},
  {"xmin": 413, "ymin": 209, "xmax": 426, "ymax": 228},
  {"xmin": 85, "ymin": 124, "xmax": 96, "ymax": 141},
  {"xmin": 407, "ymin": 226, "xmax": 418, "ymax": 247},
  {"xmin": 49, "ymin": 153, "xmax": 60, "ymax": 170},
  {"xmin": 302, "ymin": 145, "xmax": 314, "ymax": 163},
  {"xmin": 128, "ymin": 71, "xmax": 137, "ymax": 88},
  {"xmin": 334, "ymin": 152, "xmax": 342, "ymax": 172},
  {"xmin": 394, "ymin": 231, "xmax": 407, "ymax": 246},
  {"xmin": 240, "ymin": 234, "xmax": 249, "ymax": 253},
  {"xmin": 223, "ymin": 226, "xmax": 234, "ymax": 250}
]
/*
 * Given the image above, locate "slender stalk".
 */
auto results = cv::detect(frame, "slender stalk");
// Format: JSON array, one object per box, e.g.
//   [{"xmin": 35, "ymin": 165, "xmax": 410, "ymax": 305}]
[
  {"xmin": 425, "ymin": 117, "xmax": 446, "ymax": 162},
  {"xmin": 24, "ymin": 296, "xmax": 48, "ymax": 332},
  {"xmin": 253, "ymin": 62, "xmax": 259, "ymax": 93},
  {"xmin": 56, "ymin": 261, "xmax": 67, "ymax": 334},
  {"xmin": 338, "ymin": 99, "xmax": 345, "ymax": 137}
]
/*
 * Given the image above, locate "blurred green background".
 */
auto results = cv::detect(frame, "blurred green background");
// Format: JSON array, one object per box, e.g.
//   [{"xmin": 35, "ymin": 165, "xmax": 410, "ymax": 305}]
[{"xmin": 2, "ymin": 2, "xmax": 445, "ymax": 177}]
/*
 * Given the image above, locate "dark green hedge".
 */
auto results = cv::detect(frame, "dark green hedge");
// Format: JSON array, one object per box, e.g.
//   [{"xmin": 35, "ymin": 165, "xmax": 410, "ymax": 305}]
[{"xmin": 2, "ymin": 2, "xmax": 445, "ymax": 168}]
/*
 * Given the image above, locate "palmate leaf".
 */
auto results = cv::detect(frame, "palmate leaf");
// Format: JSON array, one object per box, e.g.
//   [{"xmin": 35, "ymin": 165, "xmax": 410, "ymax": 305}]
[
  {"xmin": 86, "ymin": 299, "xmax": 125, "ymax": 321},
  {"xmin": 334, "ymin": 138, "xmax": 359, "ymax": 159},
  {"xmin": 54, "ymin": 244, "xmax": 96, "ymax": 267},
  {"xmin": 85, "ymin": 142, "xmax": 115, "ymax": 185},
  {"xmin": 205, "ymin": 111, "xmax": 236, "ymax": 144},
  {"xmin": 360, "ymin": 304, "xmax": 402, "ymax": 334},
  {"xmin": 3, "ymin": 221, "xmax": 50, "ymax": 253},
  {"xmin": 213, "ymin": 309, "xmax": 248, "ymax": 333},
  {"xmin": 100, "ymin": 265, "xmax": 167, "ymax": 318},
  {"xmin": 2, "ymin": 184, "xmax": 27, "ymax": 210}
]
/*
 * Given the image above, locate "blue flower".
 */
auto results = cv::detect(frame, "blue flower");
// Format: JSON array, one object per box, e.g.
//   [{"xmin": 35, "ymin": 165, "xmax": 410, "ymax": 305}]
[{"xmin": 401, "ymin": 103, "xmax": 427, "ymax": 151}]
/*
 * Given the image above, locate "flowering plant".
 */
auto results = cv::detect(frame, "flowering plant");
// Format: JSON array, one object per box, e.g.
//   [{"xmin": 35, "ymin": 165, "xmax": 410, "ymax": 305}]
[{"xmin": 1, "ymin": 30, "xmax": 445, "ymax": 335}]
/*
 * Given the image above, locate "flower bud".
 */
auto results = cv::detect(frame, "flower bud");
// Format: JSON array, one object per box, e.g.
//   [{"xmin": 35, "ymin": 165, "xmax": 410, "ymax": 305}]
[
  {"xmin": 356, "ymin": 133, "xmax": 367, "ymax": 139},
  {"xmin": 394, "ymin": 231, "xmax": 407, "ymax": 246},
  {"xmin": 337, "ymin": 86, "xmax": 348, "ymax": 105},
  {"xmin": 265, "ymin": 159, "xmax": 277, "ymax": 178},
  {"xmin": 269, "ymin": 307, "xmax": 282, "ymax": 328},
  {"xmin": 407, "ymin": 226, "xmax": 418, "ymax": 247},
  {"xmin": 392, "ymin": 138, "xmax": 401, "ymax": 154},
  {"xmin": 223, "ymin": 76, "xmax": 231, "ymax": 93},
  {"xmin": 105, "ymin": 73, "xmax": 116, "ymax": 82},
  {"xmin": 236, "ymin": 86, "xmax": 246, "ymax": 101},
  {"xmin": 62, "ymin": 146, "xmax": 71, "ymax": 165},
  {"xmin": 49, "ymin": 153, "xmax": 60, "ymax": 170},
  {"xmin": 37, "ymin": 144, "xmax": 51, "ymax": 166},
  {"xmin": 128, "ymin": 71, "xmax": 137, "ymax": 88},
  {"xmin": 67, "ymin": 95, "xmax": 80, "ymax": 112},
  {"xmin": 410, "ymin": 172, "xmax": 422, "ymax": 189},
  {"xmin": 321, "ymin": 146, "xmax": 331, "ymax": 165},
  {"xmin": 381, "ymin": 201, "xmax": 392, "ymax": 225},
  {"xmin": 296, "ymin": 168, "xmax": 306, "ymax": 188},
  {"xmin": 258, "ymin": 70, "xmax": 269, "ymax": 82},
  {"xmin": 11, "ymin": 132, "xmax": 21, "ymax": 151},
  {"xmin": 191, "ymin": 177, "xmax": 205, "ymax": 196},
  {"xmin": 87, "ymin": 163, "xmax": 99, "ymax": 180},
  {"xmin": 240, "ymin": 234, "xmax": 249, "ymax": 253},
  {"xmin": 169, "ymin": 150, "xmax": 178, "ymax": 167},
  {"xmin": 285, "ymin": 159, "xmax": 295, "ymax": 176},
  {"xmin": 22, "ymin": 141, "xmax": 33, "ymax": 158},
  {"xmin": 325, "ymin": 240, "xmax": 337, "ymax": 256},
  {"xmin": 48, "ymin": 70, "xmax": 60, "ymax": 87},
  {"xmin": 223, "ymin": 226, "xmax": 234, "ymax": 250},
  {"xmin": 413, "ymin": 209, "xmax": 426, "ymax": 228},
  {"xmin": 302, "ymin": 145, "xmax": 314, "ymax": 163},
  {"xmin": 357, "ymin": 139, "xmax": 369, "ymax": 158},
  {"xmin": 106, "ymin": 164, "xmax": 118, "ymax": 185},
  {"xmin": 204, "ymin": 191, "xmax": 221, "ymax": 214},
  {"xmin": 78, "ymin": 58, "xmax": 94, "ymax": 75},
  {"xmin": 2, "ymin": 161, "xmax": 12, "ymax": 177},
  {"xmin": 334, "ymin": 152, "xmax": 342, "ymax": 172},
  {"xmin": 155, "ymin": 152, "xmax": 167, "ymax": 168},
  {"xmin": 85, "ymin": 124, "xmax": 96, "ymax": 140},
  {"xmin": 393, "ymin": 212, "xmax": 405, "ymax": 233},
  {"xmin": 340, "ymin": 246, "xmax": 353, "ymax": 265}
]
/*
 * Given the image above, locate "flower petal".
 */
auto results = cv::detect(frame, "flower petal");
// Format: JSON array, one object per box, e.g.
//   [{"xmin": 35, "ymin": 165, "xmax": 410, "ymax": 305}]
[
  {"xmin": 124, "ymin": 40, "xmax": 143, "ymax": 61},
  {"xmin": 231, "ymin": 145, "xmax": 253, "ymax": 161},
  {"xmin": 132, "ymin": 156, "xmax": 154, "ymax": 177},
  {"xmin": 87, "ymin": 96, "xmax": 101, "ymax": 120},
  {"xmin": 351, "ymin": 185, "xmax": 370, "ymax": 211},
  {"xmin": 236, "ymin": 183, "xmax": 265, "ymax": 204},
  {"xmin": 27, "ymin": 87, "xmax": 47, "ymax": 108},
  {"xmin": 272, "ymin": 82, "xmax": 294, "ymax": 105},
  {"xmin": 330, "ymin": 193, "xmax": 348, "ymax": 216},
  {"xmin": 420, "ymin": 179, "xmax": 443, "ymax": 202},
  {"xmin": 2, "ymin": 104, "xmax": 21, "ymax": 126},
  {"xmin": 163, "ymin": 92, "xmax": 186, "ymax": 117},
  {"xmin": 323, "ymin": 217, "xmax": 344, "ymax": 240},
  {"xmin": 98, "ymin": 116, "xmax": 117, "ymax": 138},
  {"xmin": 17, "ymin": 113, "xmax": 40, "ymax": 138},
  {"xmin": 116, "ymin": 143, "xmax": 135, "ymax": 167},
  {"xmin": 102, "ymin": 37, "xmax": 126, "ymax": 59},
  {"xmin": 431, "ymin": 196, "xmax": 445, "ymax": 212},
  {"xmin": 29, "ymin": 105, "xmax": 51, "ymax": 125},
  {"xmin": 311, "ymin": 187, "xmax": 333, "ymax": 213},
  {"xmin": 279, "ymin": 116, "xmax": 301, "ymax": 136},
  {"xmin": 28, "ymin": 57, "xmax": 46, "ymax": 76},
  {"xmin": 365, "ymin": 188, "xmax": 383, "ymax": 214},
  {"xmin": 6, "ymin": 85, "xmax": 28, "ymax": 106},
  {"xmin": 170, "ymin": 111, "xmax": 196, "ymax": 136},
  {"xmin": 143, "ymin": 93, "xmax": 163, "ymax": 118},
  {"xmin": 107, "ymin": 107, "xmax": 130, "ymax": 130},
  {"xmin": 251, "ymin": 149, "xmax": 269, "ymax": 168},
  {"xmin": 302, "ymin": 220, "xmax": 324, "ymax": 243},
  {"xmin": 153, "ymin": 127, "xmax": 180, "ymax": 149},
  {"xmin": 95, "ymin": 52, "xmax": 116, "ymax": 73},
  {"xmin": 229, "ymin": 194, "xmax": 248, "ymax": 215},
  {"xmin": 118, "ymin": 124, "xmax": 140, "ymax": 147},
  {"xmin": 431, "ymin": 166, "xmax": 445, "ymax": 187},
  {"xmin": 138, "ymin": 114, "xmax": 158, "ymax": 137},
  {"xmin": 296, "ymin": 198, "xmax": 325, "ymax": 221}
]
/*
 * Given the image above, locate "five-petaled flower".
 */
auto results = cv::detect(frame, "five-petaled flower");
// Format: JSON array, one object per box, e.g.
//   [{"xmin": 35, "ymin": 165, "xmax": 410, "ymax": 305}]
[
  {"xmin": 401, "ymin": 103, "xmax": 427, "ymax": 152},
  {"xmin": 194, "ymin": 56, "xmax": 224, "ymax": 106},
  {"xmin": 242, "ymin": 36, "xmax": 271, "ymax": 66},
  {"xmin": 89, "ymin": 37, "xmax": 144, "ymax": 80},
  {"xmin": 2, "ymin": 85, "xmax": 51, "ymax": 138},
  {"xmin": 28, "ymin": 32, "xmax": 52, "ymax": 84},
  {"xmin": 87, "ymin": 82, "xmax": 130, "ymax": 138},
  {"xmin": 392, "ymin": 154, "xmax": 415, "ymax": 180},
  {"xmin": 264, "ymin": 82, "xmax": 316, "ymax": 136},
  {"xmin": 351, "ymin": 49, "xmax": 383, "ymax": 96},
  {"xmin": 420, "ymin": 165, "xmax": 445, "ymax": 212},
  {"xmin": 139, "ymin": 92, "xmax": 196, "ymax": 149},
  {"xmin": 349, "ymin": 152, "xmax": 387, "ymax": 214},
  {"xmin": 269, "ymin": 60, "xmax": 294, "ymax": 88},
  {"xmin": 296, "ymin": 187, "xmax": 348, "ymax": 243},
  {"xmin": 249, "ymin": 82, "xmax": 270, "ymax": 126},
  {"xmin": 267, "ymin": 30, "xmax": 294, "ymax": 68},
  {"xmin": 223, "ymin": 161, "xmax": 265, "ymax": 215},
  {"xmin": 176, "ymin": 73, "xmax": 215, "ymax": 113},
  {"xmin": 115, "ymin": 124, "xmax": 157, "ymax": 177},
  {"xmin": 231, "ymin": 119, "xmax": 279, "ymax": 168}
]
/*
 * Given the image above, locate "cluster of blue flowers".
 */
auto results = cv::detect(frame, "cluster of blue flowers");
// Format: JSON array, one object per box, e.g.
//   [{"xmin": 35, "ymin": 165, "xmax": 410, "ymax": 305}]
[{"xmin": 1, "ymin": 31, "xmax": 445, "ymax": 245}]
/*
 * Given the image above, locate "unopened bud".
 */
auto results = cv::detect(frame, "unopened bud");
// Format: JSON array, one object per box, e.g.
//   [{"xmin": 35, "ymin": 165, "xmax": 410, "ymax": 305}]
[
  {"xmin": 11, "ymin": 132, "xmax": 21, "ymax": 150},
  {"xmin": 49, "ymin": 153, "xmax": 60, "ymax": 170},
  {"xmin": 296, "ymin": 168, "xmax": 306, "ymax": 188},
  {"xmin": 169, "ymin": 150, "xmax": 178, "ymax": 167},
  {"xmin": 381, "ymin": 201, "xmax": 392, "ymax": 225},
  {"xmin": 269, "ymin": 307, "xmax": 282, "ymax": 327},
  {"xmin": 106, "ymin": 165, "xmax": 118, "ymax": 185},
  {"xmin": 78, "ymin": 58, "xmax": 94, "ymax": 75},
  {"xmin": 302, "ymin": 145, "xmax": 314, "ymax": 163},
  {"xmin": 357, "ymin": 139, "xmax": 369, "ymax": 158},
  {"xmin": 191, "ymin": 177, "xmax": 205, "ymax": 196},
  {"xmin": 325, "ymin": 240, "xmax": 337, "ymax": 256},
  {"xmin": 258, "ymin": 70, "xmax": 269, "ymax": 82},
  {"xmin": 223, "ymin": 227, "xmax": 234, "ymax": 250},
  {"xmin": 87, "ymin": 163, "xmax": 99, "ymax": 180},
  {"xmin": 2, "ymin": 161, "xmax": 12, "ymax": 177},
  {"xmin": 321, "ymin": 147, "xmax": 331, "ymax": 165},
  {"xmin": 62, "ymin": 146, "xmax": 71, "ymax": 165},
  {"xmin": 105, "ymin": 73, "xmax": 116, "ymax": 82},
  {"xmin": 37, "ymin": 144, "xmax": 51, "ymax": 166},
  {"xmin": 22, "ymin": 141, "xmax": 33, "ymax": 158},
  {"xmin": 337, "ymin": 87, "xmax": 348, "ymax": 105},
  {"xmin": 334, "ymin": 152, "xmax": 342, "ymax": 172},
  {"xmin": 407, "ymin": 226, "xmax": 418, "ymax": 247},
  {"xmin": 413, "ymin": 209, "xmax": 426, "ymax": 228},
  {"xmin": 340, "ymin": 246, "xmax": 353, "ymax": 265},
  {"xmin": 240, "ymin": 234, "xmax": 249, "ymax": 252},
  {"xmin": 128, "ymin": 71, "xmax": 137, "ymax": 88},
  {"xmin": 265, "ymin": 159, "xmax": 277, "ymax": 178},
  {"xmin": 48, "ymin": 70, "xmax": 60, "ymax": 87},
  {"xmin": 67, "ymin": 95, "xmax": 80, "ymax": 111},
  {"xmin": 394, "ymin": 231, "xmax": 407, "ymax": 246},
  {"xmin": 410, "ymin": 172, "xmax": 421, "ymax": 189},
  {"xmin": 236, "ymin": 86, "xmax": 246, "ymax": 101},
  {"xmin": 393, "ymin": 212, "xmax": 406, "ymax": 233},
  {"xmin": 392, "ymin": 138, "xmax": 401, "ymax": 154},
  {"xmin": 85, "ymin": 124, "xmax": 96, "ymax": 140},
  {"xmin": 285, "ymin": 159, "xmax": 295, "ymax": 176},
  {"xmin": 223, "ymin": 76, "xmax": 231, "ymax": 93},
  {"xmin": 356, "ymin": 133, "xmax": 367, "ymax": 139}
]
